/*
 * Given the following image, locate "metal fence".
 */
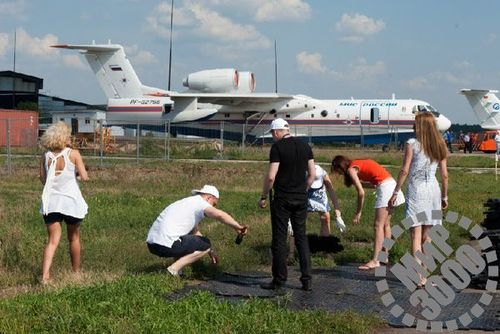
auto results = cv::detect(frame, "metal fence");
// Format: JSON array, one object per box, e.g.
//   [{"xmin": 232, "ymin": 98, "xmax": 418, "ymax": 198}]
[{"xmin": 1, "ymin": 117, "xmax": 401, "ymax": 175}]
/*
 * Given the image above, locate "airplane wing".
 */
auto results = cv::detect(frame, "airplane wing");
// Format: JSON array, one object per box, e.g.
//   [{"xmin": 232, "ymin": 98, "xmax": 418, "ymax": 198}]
[
  {"xmin": 52, "ymin": 44, "xmax": 122, "ymax": 52},
  {"xmin": 169, "ymin": 92, "xmax": 294, "ymax": 106}
]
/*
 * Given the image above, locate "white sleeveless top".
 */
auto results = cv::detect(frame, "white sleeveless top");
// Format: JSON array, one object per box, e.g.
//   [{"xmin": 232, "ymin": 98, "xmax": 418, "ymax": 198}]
[{"xmin": 41, "ymin": 148, "xmax": 88, "ymax": 219}]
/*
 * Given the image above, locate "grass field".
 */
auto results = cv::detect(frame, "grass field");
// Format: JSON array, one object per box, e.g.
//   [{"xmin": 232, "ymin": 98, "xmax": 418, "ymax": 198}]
[{"xmin": 0, "ymin": 151, "xmax": 498, "ymax": 333}]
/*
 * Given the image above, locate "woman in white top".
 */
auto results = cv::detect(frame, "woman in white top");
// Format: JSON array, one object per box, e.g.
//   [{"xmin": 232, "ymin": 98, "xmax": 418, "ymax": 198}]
[
  {"xmin": 389, "ymin": 112, "xmax": 448, "ymax": 286},
  {"xmin": 307, "ymin": 164, "xmax": 345, "ymax": 235},
  {"xmin": 39, "ymin": 122, "xmax": 89, "ymax": 284}
]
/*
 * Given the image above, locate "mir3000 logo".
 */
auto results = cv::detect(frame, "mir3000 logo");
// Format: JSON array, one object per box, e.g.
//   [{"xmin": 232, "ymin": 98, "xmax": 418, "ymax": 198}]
[{"xmin": 375, "ymin": 210, "xmax": 498, "ymax": 332}]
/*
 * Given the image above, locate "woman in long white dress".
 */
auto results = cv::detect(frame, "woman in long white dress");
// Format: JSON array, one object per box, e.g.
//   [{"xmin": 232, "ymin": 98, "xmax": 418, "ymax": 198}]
[{"xmin": 389, "ymin": 112, "xmax": 449, "ymax": 286}]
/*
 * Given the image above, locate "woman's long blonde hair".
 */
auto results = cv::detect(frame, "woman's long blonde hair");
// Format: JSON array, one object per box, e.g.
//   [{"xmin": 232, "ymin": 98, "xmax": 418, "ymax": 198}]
[
  {"xmin": 414, "ymin": 112, "xmax": 448, "ymax": 162},
  {"xmin": 40, "ymin": 122, "xmax": 71, "ymax": 151}
]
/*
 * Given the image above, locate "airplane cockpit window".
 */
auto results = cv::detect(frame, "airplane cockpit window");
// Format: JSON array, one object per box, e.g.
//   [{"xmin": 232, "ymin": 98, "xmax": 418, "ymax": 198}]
[{"xmin": 412, "ymin": 105, "xmax": 440, "ymax": 117}]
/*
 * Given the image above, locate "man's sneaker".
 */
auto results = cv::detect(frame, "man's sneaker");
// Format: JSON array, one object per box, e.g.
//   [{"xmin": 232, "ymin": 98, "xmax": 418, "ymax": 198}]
[
  {"xmin": 260, "ymin": 280, "xmax": 284, "ymax": 290},
  {"xmin": 301, "ymin": 280, "xmax": 312, "ymax": 291}
]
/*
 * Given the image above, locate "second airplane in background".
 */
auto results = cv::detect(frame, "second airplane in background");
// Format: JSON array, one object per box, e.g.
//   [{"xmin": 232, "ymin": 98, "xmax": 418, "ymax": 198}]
[{"xmin": 53, "ymin": 42, "xmax": 451, "ymax": 144}]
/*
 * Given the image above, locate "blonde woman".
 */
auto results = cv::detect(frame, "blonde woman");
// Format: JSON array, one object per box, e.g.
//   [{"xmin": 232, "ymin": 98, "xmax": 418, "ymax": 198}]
[
  {"xmin": 39, "ymin": 122, "xmax": 89, "ymax": 284},
  {"xmin": 389, "ymin": 112, "xmax": 448, "ymax": 286}
]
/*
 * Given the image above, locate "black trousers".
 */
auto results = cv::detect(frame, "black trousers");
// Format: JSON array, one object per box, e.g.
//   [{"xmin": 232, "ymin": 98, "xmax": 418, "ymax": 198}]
[{"xmin": 270, "ymin": 196, "xmax": 311, "ymax": 284}]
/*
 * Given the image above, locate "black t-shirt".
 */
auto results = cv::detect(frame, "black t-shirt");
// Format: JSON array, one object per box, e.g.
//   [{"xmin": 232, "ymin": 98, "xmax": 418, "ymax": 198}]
[{"xmin": 269, "ymin": 136, "xmax": 314, "ymax": 200}]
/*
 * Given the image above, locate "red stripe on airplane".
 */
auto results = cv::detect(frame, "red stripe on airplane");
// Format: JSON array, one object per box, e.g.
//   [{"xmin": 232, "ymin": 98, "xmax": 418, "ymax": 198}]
[{"xmin": 108, "ymin": 106, "xmax": 163, "ymax": 112}]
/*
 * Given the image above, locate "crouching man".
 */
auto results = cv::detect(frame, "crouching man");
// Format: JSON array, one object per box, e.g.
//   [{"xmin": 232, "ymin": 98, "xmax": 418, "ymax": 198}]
[{"xmin": 146, "ymin": 185, "xmax": 248, "ymax": 276}]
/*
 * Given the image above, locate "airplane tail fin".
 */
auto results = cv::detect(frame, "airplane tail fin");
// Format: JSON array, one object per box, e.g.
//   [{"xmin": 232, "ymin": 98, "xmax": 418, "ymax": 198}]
[
  {"xmin": 460, "ymin": 89, "xmax": 500, "ymax": 130},
  {"xmin": 53, "ymin": 43, "xmax": 150, "ymax": 99}
]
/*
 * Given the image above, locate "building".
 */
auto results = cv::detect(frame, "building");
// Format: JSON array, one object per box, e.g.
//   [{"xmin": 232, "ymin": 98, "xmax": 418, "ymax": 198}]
[
  {"xmin": 0, "ymin": 71, "xmax": 43, "ymax": 109},
  {"xmin": 39, "ymin": 94, "xmax": 106, "ymax": 133}
]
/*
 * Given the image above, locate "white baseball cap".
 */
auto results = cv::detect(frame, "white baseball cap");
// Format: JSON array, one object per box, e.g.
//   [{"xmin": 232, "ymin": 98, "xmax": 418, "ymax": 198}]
[
  {"xmin": 192, "ymin": 185, "xmax": 220, "ymax": 199},
  {"xmin": 268, "ymin": 118, "xmax": 289, "ymax": 133}
]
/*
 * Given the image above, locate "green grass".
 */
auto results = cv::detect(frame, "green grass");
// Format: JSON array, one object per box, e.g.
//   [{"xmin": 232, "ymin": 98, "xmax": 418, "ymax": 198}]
[
  {"xmin": 0, "ymin": 274, "xmax": 382, "ymax": 334},
  {"xmin": 0, "ymin": 153, "xmax": 497, "ymax": 333}
]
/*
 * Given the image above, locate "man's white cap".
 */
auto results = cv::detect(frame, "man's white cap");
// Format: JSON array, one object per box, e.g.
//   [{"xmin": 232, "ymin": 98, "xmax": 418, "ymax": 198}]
[
  {"xmin": 192, "ymin": 185, "xmax": 220, "ymax": 199},
  {"xmin": 268, "ymin": 118, "xmax": 289, "ymax": 133}
]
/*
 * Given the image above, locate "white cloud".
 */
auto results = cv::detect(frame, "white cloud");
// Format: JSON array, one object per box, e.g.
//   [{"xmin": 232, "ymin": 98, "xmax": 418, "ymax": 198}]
[
  {"xmin": 132, "ymin": 51, "xmax": 157, "ymax": 65},
  {"xmin": 336, "ymin": 13, "xmax": 385, "ymax": 43},
  {"xmin": 255, "ymin": 0, "xmax": 311, "ymax": 22},
  {"xmin": 0, "ymin": 0, "xmax": 27, "ymax": 19},
  {"xmin": 296, "ymin": 53, "xmax": 385, "ymax": 82},
  {"xmin": 407, "ymin": 76, "xmax": 429, "ymax": 90},
  {"xmin": 188, "ymin": 3, "xmax": 271, "ymax": 48},
  {"xmin": 145, "ymin": 2, "xmax": 272, "ymax": 50},
  {"xmin": 0, "ymin": 33, "xmax": 10, "ymax": 56},
  {"xmin": 296, "ymin": 51, "xmax": 329, "ymax": 74},
  {"xmin": 329, "ymin": 57, "xmax": 385, "ymax": 82},
  {"xmin": 144, "ymin": 2, "xmax": 195, "ymax": 38},
  {"xmin": 485, "ymin": 33, "xmax": 496, "ymax": 45},
  {"xmin": 62, "ymin": 55, "xmax": 86, "ymax": 69},
  {"xmin": 16, "ymin": 28, "xmax": 59, "ymax": 58}
]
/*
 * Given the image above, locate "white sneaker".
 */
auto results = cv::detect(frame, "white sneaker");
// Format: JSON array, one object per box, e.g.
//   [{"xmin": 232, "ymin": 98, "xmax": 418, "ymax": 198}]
[{"xmin": 167, "ymin": 266, "xmax": 179, "ymax": 277}]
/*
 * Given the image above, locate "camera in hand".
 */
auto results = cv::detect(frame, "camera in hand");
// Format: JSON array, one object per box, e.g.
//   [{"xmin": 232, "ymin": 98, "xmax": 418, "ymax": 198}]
[{"xmin": 235, "ymin": 226, "xmax": 247, "ymax": 245}]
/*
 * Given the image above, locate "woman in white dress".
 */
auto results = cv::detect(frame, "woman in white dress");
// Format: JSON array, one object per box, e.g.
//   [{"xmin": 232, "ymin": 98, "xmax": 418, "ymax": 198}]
[
  {"xmin": 39, "ymin": 122, "xmax": 89, "ymax": 284},
  {"xmin": 389, "ymin": 112, "xmax": 448, "ymax": 285}
]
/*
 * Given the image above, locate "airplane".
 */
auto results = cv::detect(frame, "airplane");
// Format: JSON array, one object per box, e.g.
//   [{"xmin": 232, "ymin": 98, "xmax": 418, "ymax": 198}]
[
  {"xmin": 52, "ymin": 42, "xmax": 452, "ymax": 144},
  {"xmin": 460, "ymin": 89, "xmax": 500, "ymax": 130}
]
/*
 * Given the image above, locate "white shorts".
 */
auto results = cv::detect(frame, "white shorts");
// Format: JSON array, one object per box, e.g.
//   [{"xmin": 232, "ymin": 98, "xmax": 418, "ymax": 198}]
[{"xmin": 375, "ymin": 178, "xmax": 405, "ymax": 209}]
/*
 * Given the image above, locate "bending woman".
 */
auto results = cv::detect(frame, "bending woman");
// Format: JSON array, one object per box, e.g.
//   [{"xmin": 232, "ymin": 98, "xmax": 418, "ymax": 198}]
[
  {"xmin": 389, "ymin": 112, "xmax": 448, "ymax": 286},
  {"xmin": 331, "ymin": 156, "xmax": 405, "ymax": 270}
]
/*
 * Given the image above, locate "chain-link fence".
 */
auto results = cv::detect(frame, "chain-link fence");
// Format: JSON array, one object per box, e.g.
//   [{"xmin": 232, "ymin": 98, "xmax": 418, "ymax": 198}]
[{"xmin": 1, "ymin": 117, "xmax": 404, "ymax": 174}]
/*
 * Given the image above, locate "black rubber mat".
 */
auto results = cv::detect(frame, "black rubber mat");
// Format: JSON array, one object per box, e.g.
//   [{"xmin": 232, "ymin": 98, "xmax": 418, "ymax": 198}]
[{"xmin": 167, "ymin": 265, "xmax": 500, "ymax": 331}]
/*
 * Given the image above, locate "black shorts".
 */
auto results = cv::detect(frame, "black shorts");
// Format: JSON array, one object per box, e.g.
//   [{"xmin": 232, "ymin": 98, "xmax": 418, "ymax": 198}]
[
  {"xmin": 147, "ymin": 235, "xmax": 211, "ymax": 258},
  {"xmin": 43, "ymin": 212, "xmax": 83, "ymax": 225}
]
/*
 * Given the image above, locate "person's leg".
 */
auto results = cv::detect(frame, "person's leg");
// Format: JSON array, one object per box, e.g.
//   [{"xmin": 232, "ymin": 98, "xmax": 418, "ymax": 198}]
[
  {"xmin": 66, "ymin": 223, "xmax": 81, "ymax": 273},
  {"xmin": 42, "ymin": 222, "xmax": 63, "ymax": 283},
  {"xmin": 319, "ymin": 211, "xmax": 331, "ymax": 236},
  {"xmin": 167, "ymin": 235, "xmax": 212, "ymax": 274},
  {"xmin": 290, "ymin": 199, "xmax": 311, "ymax": 288},
  {"xmin": 168, "ymin": 249, "xmax": 211, "ymax": 273},
  {"xmin": 359, "ymin": 207, "xmax": 390, "ymax": 270},
  {"xmin": 418, "ymin": 225, "xmax": 434, "ymax": 285},
  {"xmin": 270, "ymin": 197, "xmax": 291, "ymax": 284}
]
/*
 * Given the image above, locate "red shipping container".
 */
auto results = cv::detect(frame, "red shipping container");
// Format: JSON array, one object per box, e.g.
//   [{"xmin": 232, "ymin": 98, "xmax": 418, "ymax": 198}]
[{"xmin": 0, "ymin": 109, "xmax": 39, "ymax": 147}]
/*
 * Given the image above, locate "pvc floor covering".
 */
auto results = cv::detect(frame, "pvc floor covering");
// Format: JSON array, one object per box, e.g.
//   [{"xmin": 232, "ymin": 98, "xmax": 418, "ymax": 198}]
[{"xmin": 168, "ymin": 265, "xmax": 500, "ymax": 331}]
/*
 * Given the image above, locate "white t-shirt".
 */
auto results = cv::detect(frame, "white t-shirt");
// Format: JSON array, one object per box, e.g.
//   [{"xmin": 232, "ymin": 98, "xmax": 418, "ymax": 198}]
[
  {"xmin": 495, "ymin": 134, "xmax": 500, "ymax": 144},
  {"xmin": 146, "ymin": 195, "xmax": 211, "ymax": 247},
  {"xmin": 310, "ymin": 165, "xmax": 327, "ymax": 189}
]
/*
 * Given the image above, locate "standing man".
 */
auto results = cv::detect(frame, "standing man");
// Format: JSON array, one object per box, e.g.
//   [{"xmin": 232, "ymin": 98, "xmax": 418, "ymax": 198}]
[
  {"xmin": 444, "ymin": 130, "xmax": 453, "ymax": 153},
  {"xmin": 463, "ymin": 132, "xmax": 471, "ymax": 153},
  {"xmin": 258, "ymin": 118, "xmax": 316, "ymax": 291},
  {"xmin": 146, "ymin": 185, "xmax": 247, "ymax": 276}
]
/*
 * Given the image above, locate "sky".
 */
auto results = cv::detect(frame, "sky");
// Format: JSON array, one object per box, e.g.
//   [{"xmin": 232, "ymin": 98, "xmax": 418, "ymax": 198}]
[{"xmin": 0, "ymin": 0, "xmax": 499, "ymax": 124}]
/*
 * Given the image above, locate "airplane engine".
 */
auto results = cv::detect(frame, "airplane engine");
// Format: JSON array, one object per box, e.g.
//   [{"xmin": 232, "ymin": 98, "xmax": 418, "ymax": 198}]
[
  {"xmin": 234, "ymin": 71, "xmax": 256, "ymax": 93},
  {"xmin": 182, "ymin": 68, "xmax": 239, "ymax": 93}
]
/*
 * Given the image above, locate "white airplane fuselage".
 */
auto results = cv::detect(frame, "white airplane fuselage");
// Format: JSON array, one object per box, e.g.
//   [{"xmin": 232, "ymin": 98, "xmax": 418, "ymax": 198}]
[
  {"xmin": 106, "ymin": 95, "xmax": 450, "ymax": 143},
  {"xmin": 53, "ymin": 43, "xmax": 451, "ymax": 144}
]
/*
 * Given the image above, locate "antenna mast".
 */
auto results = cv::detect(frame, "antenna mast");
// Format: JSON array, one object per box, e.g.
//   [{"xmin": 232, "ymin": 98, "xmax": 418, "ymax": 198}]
[
  {"xmin": 167, "ymin": 0, "xmax": 174, "ymax": 91},
  {"xmin": 12, "ymin": 29, "xmax": 17, "ymax": 109},
  {"xmin": 274, "ymin": 40, "xmax": 278, "ymax": 93}
]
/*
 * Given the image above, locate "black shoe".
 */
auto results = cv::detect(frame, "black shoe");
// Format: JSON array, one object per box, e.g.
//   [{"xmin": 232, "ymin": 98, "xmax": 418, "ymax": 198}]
[
  {"xmin": 301, "ymin": 280, "xmax": 312, "ymax": 291},
  {"xmin": 260, "ymin": 280, "xmax": 284, "ymax": 290}
]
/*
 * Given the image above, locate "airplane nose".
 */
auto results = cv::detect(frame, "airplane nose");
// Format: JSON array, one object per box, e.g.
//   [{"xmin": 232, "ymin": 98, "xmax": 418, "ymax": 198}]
[{"xmin": 437, "ymin": 115, "xmax": 451, "ymax": 131}]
